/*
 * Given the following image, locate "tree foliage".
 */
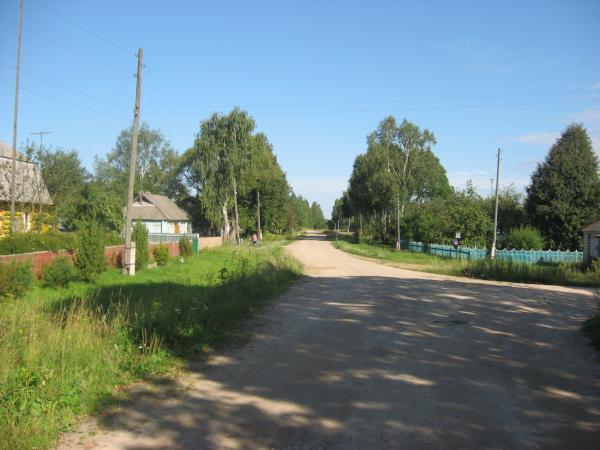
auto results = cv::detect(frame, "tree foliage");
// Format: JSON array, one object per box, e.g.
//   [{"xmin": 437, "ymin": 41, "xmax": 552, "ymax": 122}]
[
  {"xmin": 34, "ymin": 147, "xmax": 89, "ymax": 229},
  {"xmin": 95, "ymin": 123, "xmax": 184, "ymax": 201},
  {"xmin": 525, "ymin": 124, "xmax": 600, "ymax": 250}
]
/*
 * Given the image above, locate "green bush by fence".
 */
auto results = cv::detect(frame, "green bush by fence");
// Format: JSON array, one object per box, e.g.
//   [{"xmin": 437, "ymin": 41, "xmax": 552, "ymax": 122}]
[
  {"xmin": 42, "ymin": 257, "xmax": 78, "ymax": 288},
  {"xmin": 178, "ymin": 237, "xmax": 193, "ymax": 258},
  {"xmin": 152, "ymin": 245, "xmax": 170, "ymax": 266},
  {"xmin": 0, "ymin": 261, "xmax": 34, "ymax": 298}
]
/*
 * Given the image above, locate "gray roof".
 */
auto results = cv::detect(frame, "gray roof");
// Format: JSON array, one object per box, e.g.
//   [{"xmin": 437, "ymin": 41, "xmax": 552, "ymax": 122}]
[
  {"xmin": 130, "ymin": 192, "xmax": 190, "ymax": 221},
  {"xmin": 0, "ymin": 141, "xmax": 52, "ymax": 205},
  {"xmin": 583, "ymin": 220, "xmax": 600, "ymax": 232}
]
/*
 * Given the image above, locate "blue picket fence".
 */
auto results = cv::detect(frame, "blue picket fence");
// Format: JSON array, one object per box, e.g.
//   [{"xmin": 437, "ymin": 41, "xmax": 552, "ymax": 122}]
[{"xmin": 401, "ymin": 241, "xmax": 582, "ymax": 264}]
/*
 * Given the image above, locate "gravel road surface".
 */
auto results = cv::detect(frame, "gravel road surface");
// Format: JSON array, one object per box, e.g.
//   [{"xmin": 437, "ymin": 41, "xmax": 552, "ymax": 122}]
[{"xmin": 60, "ymin": 232, "xmax": 600, "ymax": 449}]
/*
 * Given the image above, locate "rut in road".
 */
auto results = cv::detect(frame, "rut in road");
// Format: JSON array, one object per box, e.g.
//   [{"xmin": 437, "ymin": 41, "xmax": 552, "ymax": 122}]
[{"xmin": 60, "ymin": 232, "xmax": 600, "ymax": 449}]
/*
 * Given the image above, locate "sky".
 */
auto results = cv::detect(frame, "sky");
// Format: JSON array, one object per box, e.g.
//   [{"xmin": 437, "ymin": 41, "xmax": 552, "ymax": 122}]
[{"xmin": 0, "ymin": 0, "xmax": 599, "ymax": 218}]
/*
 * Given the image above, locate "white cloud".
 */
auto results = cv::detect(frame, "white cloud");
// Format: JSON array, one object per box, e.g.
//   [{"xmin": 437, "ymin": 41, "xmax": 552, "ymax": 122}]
[
  {"xmin": 514, "ymin": 132, "xmax": 559, "ymax": 146},
  {"xmin": 447, "ymin": 39, "xmax": 510, "ymax": 74},
  {"xmin": 588, "ymin": 82, "xmax": 600, "ymax": 91}
]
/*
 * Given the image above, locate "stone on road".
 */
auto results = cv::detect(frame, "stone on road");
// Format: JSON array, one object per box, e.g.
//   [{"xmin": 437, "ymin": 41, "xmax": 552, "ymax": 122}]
[{"xmin": 60, "ymin": 232, "xmax": 600, "ymax": 449}]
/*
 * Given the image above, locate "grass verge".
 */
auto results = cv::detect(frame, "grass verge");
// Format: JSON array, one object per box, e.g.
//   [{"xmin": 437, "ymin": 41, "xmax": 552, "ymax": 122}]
[
  {"xmin": 332, "ymin": 237, "xmax": 600, "ymax": 287},
  {"xmin": 0, "ymin": 243, "xmax": 301, "ymax": 450}
]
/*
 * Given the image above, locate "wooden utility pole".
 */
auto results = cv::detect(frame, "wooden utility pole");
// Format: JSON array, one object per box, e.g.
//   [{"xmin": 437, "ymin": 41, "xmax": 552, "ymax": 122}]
[
  {"xmin": 257, "ymin": 189, "xmax": 262, "ymax": 241},
  {"xmin": 123, "ymin": 48, "xmax": 143, "ymax": 275},
  {"xmin": 10, "ymin": 0, "xmax": 23, "ymax": 233},
  {"xmin": 490, "ymin": 148, "xmax": 501, "ymax": 259},
  {"xmin": 31, "ymin": 131, "xmax": 52, "ymax": 150}
]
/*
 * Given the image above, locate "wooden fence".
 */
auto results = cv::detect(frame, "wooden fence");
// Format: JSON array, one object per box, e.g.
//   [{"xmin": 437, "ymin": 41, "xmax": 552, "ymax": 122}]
[{"xmin": 402, "ymin": 241, "xmax": 583, "ymax": 264}]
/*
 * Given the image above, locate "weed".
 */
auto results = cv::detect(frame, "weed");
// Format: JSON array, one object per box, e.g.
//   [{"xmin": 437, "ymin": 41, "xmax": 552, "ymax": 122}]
[{"xmin": 0, "ymin": 242, "xmax": 300, "ymax": 449}]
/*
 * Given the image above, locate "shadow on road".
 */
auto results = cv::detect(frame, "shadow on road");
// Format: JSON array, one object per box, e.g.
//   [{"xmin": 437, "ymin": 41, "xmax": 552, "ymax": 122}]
[{"xmin": 89, "ymin": 271, "xmax": 600, "ymax": 449}]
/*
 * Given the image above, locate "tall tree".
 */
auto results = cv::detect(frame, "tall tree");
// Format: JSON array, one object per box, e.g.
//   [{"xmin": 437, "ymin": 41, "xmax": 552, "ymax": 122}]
[
  {"xmin": 34, "ymin": 147, "xmax": 89, "ymax": 230},
  {"xmin": 95, "ymin": 123, "xmax": 182, "ymax": 201},
  {"xmin": 366, "ymin": 117, "xmax": 437, "ymax": 248},
  {"xmin": 238, "ymin": 133, "xmax": 290, "ymax": 233},
  {"xmin": 309, "ymin": 201, "xmax": 326, "ymax": 229},
  {"xmin": 182, "ymin": 108, "xmax": 256, "ymax": 240},
  {"xmin": 525, "ymin": 124, "xmax": 600, "ymax": 250}
]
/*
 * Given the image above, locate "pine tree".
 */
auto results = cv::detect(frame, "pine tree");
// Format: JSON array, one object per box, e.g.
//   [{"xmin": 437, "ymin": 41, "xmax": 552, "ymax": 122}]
[
  {"xmin": 132, "ymin": 220, "xmax": 149, "ymax": 271},
  {"xmin": 525, "ymin": 124, "xmax": 600, "ymax": 250}
]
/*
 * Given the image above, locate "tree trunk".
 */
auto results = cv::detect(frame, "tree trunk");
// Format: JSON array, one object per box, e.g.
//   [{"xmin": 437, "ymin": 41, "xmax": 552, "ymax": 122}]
[
  {"xmin": 233, "ymin": 177, "xmax": 240, "ymax": 245},
  {"xmin": 257, "ymin": 189, "xmax": 262, "ymax": 241},
  {"xmin": 222, "ymin": 200, "xmax": 230, "ymax": 240},
  {"xmin": 395, "ymin": 196, "xmax": 401, "ymax": 251}
]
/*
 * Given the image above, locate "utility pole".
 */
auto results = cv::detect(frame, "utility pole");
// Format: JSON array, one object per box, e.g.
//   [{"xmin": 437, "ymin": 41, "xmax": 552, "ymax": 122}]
[
  {"xmin": 490, "ymin": 148, "xmax": 501, "ymax": 259},
  {"xmin": 490, "ymin": 178, "xmax": 494, "ymax": 197},
  {"xmin": 30, "ymin": 131, "xmax": 52, "ymax": 151},
  {"xmin": 10, "ymin": 0, "xmax": 23, "ymax": 233},
  {"xmin": 123, "ymin": 48, "xmax": 143, "ymax": 275},
  {"xmin": 256, "ymin": 189, "xmax": 262, "ymax": 241}
]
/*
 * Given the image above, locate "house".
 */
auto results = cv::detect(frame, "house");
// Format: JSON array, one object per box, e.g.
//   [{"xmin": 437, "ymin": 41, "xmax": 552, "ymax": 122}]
[
  {"xmin": 583, "ymin": 220, "xmax": 600, "ymax": 261},
  {"xmin": 0, "ymin": 141, "xmax": 53, "ymax": 235},
  {"xmin": 128, "ymin": 192, "xmax": 191, "ymax": 235}
]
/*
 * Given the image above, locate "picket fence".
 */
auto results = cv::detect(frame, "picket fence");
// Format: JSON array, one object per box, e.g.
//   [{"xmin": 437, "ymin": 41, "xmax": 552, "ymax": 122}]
[{"xmin": 402, "ymin": 241, "xmax": 583, "ymax": 264}]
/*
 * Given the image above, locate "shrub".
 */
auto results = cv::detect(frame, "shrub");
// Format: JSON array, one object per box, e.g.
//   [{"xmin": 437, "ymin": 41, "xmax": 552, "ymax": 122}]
[
  {"xmin": 583, "ymin": 312, "xmax": 600, "ymax": 350},
  {"xmin": 132, "ymin": 221, "xmax": 149, "ymax": 271},
  {"xmin": 0, "ymin": 231, "xmax": 77, "ymax": 255},
  {"xmin": 152, "ymin": 245, "xmax": 170, "ymax": 266},
  {"xmin": 504, "ymin": 226, "xmax": 544, "ymax": 250},
  {"xmin": 43, "ymin": 256, "xmax": 77, "ymax": 288},
  {"xmin": 75, "ymin": 221, "xmax": 106, "ymax": 281},
  {"xmin": 0, "ymin": 261, "xmax": 33, "ymax": 298},
  {"xmin": 178, "ymin": 237, "xmax": 193, "ymax": 258}
]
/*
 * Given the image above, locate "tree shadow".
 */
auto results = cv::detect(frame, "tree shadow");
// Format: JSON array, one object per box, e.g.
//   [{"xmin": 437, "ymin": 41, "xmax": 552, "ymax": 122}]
[{"xmin": 62, "ymin": 270, "xmax": 600, "ymax": 449}]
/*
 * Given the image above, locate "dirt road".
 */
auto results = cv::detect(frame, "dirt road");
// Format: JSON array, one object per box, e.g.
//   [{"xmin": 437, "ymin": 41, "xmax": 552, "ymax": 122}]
[{"xmin": 60, "ymin": 232, "xmax": 600, "ymax": 449}]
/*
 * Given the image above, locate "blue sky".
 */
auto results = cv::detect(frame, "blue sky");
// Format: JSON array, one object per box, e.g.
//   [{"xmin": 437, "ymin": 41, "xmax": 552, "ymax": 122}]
[{"xmin": 1, "ymin": 0, "xmax": 599, "ymax": 218}]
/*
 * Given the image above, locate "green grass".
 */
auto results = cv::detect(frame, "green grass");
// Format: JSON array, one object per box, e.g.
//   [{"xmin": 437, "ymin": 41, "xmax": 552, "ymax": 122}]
[
  {"xmin": 0, "ymin": 243, "xmax": 301, "ymax": 450},
  {"xmin": 332, "ymin": 239, "xmax": 458, "ymax": 271},
  {"xmin": 332, "ymin": 237, "xmax": 600, "ymax": 287},
  {"xmin": 583, "ymin": 312, "xmax": 600, "ymax": 350}
]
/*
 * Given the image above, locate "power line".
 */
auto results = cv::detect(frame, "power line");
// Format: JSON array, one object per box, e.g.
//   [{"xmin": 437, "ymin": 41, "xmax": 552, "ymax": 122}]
[
  {"xmin": 158, "ymin": 89, "xmax": 593, "ymax": 110},
  {"xmin": 84, "ymin": 59, "xmax": 136, "ymax": 154},
  {"xmin": 0, "ymin": 61, "xmax": 106, "ymax": 102},
  {"xmin": 28, "ymin": 0, "xmax": 132, "ymax": 54},
  {"xmin": 0, "ymin": 79, "xmax": 120, "ymax": 115},
  {"xmin": 154, "ymin": 99, "xmax": 591, "ymax": 116},
  {"xmin": 0, "ymin": 14, "xmax": 125, "ymax": 72},
  {"xmin": 146, "ymin": 65, "xmax": 188, "ymax": 144}
]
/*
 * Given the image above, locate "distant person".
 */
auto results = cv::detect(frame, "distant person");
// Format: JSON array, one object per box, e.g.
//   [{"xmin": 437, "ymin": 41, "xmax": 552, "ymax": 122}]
[{"xmin": 252, "ymin": 232, "xmax": 258, "ymax": 245}]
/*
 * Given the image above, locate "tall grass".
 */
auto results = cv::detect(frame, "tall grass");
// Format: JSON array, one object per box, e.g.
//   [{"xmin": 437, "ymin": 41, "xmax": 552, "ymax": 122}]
[
  {"xmin": 0, "ymin": 243, "xmax": 301, "ymax": 450},
  {"xmin": 333, "ymin": 237, "xmax": 600, "ymax": 287},
  {"xmin": 463, "ymin": 259, "xmax": 600, "ymax": 287}
]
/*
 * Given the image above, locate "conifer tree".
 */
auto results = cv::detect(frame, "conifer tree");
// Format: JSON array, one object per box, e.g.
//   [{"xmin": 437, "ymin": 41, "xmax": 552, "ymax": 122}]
[{"xmin": 525, "ymin": 124, "xmax": 600, "ymax": 250}]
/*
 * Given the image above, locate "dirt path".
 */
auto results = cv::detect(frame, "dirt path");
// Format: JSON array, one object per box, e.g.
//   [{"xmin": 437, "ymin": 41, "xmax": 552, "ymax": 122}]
[{"xmin": 60, "ymin": 232, "xmax": 600, "ymax": 449}]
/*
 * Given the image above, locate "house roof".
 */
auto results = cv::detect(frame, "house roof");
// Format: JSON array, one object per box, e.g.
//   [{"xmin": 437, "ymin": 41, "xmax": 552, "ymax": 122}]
[
  {"xmin": 583, "ymin": 220, "xmax": 600, "ymax": 232},
  {"xmin": 0, "ymin": 141, "xmax": 52, "ymax": 205},
  {"xmin": 130, "ymin": 192, "xmax": 190, "ymax": 221}
]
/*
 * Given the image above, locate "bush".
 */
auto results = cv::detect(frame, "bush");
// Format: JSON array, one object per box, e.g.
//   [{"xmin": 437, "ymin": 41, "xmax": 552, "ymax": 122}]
[
  {"xmin": 43, "ymin": 256, "xmax": 77, "ymax": 288},
  {"xmin": 152, "ymin": 245, "xmax": 170, "ymax": 266},
  {"xmin": 0, "ymin": 261, "xmax": 33, "ymax": 298},
  {"xmin": 0, "ymin": 231, "xmax": 77, "ymax": 255},
  {"xmin": 178, "ymin": 237, "xmax": 193, "ymax": 258},
  {"xmin": 503, "ymin": 226, "xmax": 544, "ymax": 250},
  {"xmin": 583, "ymin": 305, "xmax": 600, "ymax": 350},
  {"xmin": 75, "ymin": 221, "xmax": 106, "ymax": 281},
  {"xmin": 132, "ymin": 221, "xmax": 149, "ymax": 270}
]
